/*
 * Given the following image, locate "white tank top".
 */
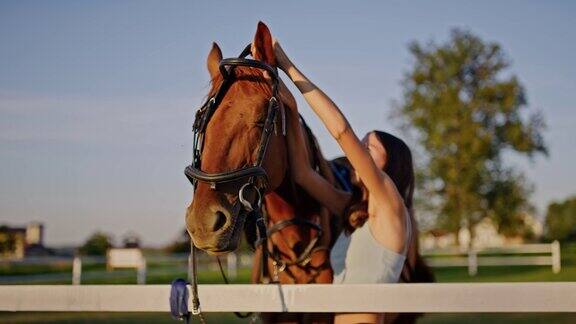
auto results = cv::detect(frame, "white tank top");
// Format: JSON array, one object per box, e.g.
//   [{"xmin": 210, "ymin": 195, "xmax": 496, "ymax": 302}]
[{"xmin": 331, "ymin": 212, "xmax": 412, "ymax": 284}]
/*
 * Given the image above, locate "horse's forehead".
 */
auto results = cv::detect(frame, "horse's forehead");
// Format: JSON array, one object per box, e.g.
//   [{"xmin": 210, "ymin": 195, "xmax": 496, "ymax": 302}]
[
  {"xmin": 216, "ymin": 80, "xmax": 269, "ymax": 116},
  {"xmin": 200, "ymin": 89, "xmax": 268, "ymax": 169}
]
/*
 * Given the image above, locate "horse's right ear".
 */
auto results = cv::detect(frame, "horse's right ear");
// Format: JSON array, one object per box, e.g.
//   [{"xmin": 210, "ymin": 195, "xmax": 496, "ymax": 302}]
[
  {"xmin": 207, "ymin": 42, "xmax": 222, "ymax": 80},
  {"xmin": 252, "ymin": 21, "xmax": 275, "ymax": 65}
]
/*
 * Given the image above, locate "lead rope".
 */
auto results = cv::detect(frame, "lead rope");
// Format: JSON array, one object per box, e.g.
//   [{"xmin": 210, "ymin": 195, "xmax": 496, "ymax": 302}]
[
  {"xmin": 213, "ymin": 205, "xmax": 267, "ymax": 323},
  {"xmin": 191, "ymin": 245, "xmax": 207, "ymax": 324},
  {"xmin": 169, "ymin": 245, "xmax": 206, "ymax": 324},
  {"xmin": 174, "ymin": 194, "xmax": 267, "ymax": 324}
]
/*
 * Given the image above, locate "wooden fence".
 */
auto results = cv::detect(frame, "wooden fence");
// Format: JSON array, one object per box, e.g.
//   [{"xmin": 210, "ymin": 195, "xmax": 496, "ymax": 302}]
[{"xmin": 1, "ymin": 283, "xmax": 575, "ymax": 313}]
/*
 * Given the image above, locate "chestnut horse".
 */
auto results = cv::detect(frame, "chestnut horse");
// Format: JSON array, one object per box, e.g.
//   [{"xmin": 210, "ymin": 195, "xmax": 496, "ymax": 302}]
[{"xmin": 185, "ymin": 22, "xmax": 334, "ymax": 323}]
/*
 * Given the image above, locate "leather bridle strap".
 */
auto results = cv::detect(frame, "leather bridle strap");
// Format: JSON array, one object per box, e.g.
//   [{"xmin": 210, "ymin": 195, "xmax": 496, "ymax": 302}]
[
  {"xmin": 184, "ymin": 165, "xmax": 268, "ymax": 190},
  {"xmin": 220, "ymin": 58, "xmax": 279, "ymax": 89},
  {"xmin": 267, "ymin": 218, "xmax": 324, "ymax": 269}
]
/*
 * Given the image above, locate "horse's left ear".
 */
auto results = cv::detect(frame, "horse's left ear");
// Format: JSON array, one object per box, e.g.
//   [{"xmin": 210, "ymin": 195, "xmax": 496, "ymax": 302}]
[
  {"xmin": 252, "ymin": 21, "xmax": 276, "ymax": 65},
  {"xmin": 207, "ymin": 42, "xmax": 223, "ymax": 80}
]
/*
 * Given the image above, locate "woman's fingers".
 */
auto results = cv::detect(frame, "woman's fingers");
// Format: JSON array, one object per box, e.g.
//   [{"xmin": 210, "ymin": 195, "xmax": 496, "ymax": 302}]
[{"xmin": 272, "ymin": 39, "xmax": 291, "ymax": 72}]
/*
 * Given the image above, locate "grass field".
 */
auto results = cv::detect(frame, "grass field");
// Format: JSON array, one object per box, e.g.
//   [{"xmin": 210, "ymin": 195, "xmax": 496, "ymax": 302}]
[{"xmin": 1, "ymin": 243, "xmax": 576, "ymax": 323}]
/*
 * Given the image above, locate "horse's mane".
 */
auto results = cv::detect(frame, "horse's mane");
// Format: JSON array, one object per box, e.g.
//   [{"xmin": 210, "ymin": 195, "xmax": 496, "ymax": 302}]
[{"xmin": 300, "ymin": 118, "xmax": 338, "ymax": 248}]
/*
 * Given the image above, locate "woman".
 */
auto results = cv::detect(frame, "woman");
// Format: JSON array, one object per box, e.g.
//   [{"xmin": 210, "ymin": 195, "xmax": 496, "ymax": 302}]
[{"xmin": 274, "ymin": 40, "xmax": 415, "ymax": 324}]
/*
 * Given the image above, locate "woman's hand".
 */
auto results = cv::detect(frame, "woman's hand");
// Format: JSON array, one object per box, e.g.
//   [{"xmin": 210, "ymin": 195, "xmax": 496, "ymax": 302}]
[{"xmin": 273, "ymin": 39, "xmax": 294, "ymax": 73}]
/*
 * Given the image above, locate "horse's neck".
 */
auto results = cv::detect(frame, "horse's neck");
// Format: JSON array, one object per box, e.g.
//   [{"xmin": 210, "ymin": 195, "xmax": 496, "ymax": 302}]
[{"xmin": 270, "ymin": 171, "xmax": 316, "ymax": 217}]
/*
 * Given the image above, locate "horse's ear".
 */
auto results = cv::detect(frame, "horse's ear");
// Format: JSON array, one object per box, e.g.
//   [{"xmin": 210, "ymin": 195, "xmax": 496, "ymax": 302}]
[
  {"xmin": 207, "ymin": 42, "xmax": 222, "ymax": 80},
  {"xmin": 252, "ymin": 21, "xmax": 275, "ymax": 65}
]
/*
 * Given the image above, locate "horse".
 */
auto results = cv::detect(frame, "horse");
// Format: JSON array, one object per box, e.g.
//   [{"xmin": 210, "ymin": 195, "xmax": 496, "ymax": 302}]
[{"xmin": 185, "ymin": 22, "xmax": 335, "ymax": 323}]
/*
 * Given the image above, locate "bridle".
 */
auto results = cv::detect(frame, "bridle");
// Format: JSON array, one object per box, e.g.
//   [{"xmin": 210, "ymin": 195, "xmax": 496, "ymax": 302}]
[
  {"xmin": 181, "ymin": 44, "xmax": 327, "ymax": 321},
  {"xmin": 266, "ymin": 217, "xmax": 328, "ymax": 281}
]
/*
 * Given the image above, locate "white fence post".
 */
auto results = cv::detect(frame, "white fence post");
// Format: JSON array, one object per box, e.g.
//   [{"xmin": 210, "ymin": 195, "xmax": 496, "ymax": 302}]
[
  {"xmin": 552, "ymin": 240, "xmax": 561, "ymax": 274},
  {"xmin": 137, "ymin": 259, "xmax": 147, "ymax": 285},
  {"xmin": 72, "ymin": 256, "xmax": 82, "ymax": 285},
  {"xmin": 227, "ymin": 253, "xmax": 238, "ymax": 280},
  {"xmin": 468, "ymin": 249, "xmax": 478, "ymax": 276}
]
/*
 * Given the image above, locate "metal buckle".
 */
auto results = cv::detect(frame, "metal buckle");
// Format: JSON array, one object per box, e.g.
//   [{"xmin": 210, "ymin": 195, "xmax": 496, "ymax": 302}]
[
  {"xmin": 273, "ymin": 260, "xmax": 286, "ymax": 273},
  {"xmin": 239, "ymin": 183, "xmax": 262, "ymax": 212}
]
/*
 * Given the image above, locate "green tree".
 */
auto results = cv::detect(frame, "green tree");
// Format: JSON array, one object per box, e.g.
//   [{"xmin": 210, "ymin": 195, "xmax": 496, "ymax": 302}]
[
  {"xmin": 545, "ymin": 196, "xmax": 576, "ymax": 241},
  {"xmin": 397, "ymin": 29, "xmax": 546, "ymax": 244},
  {"xmin": 79, "ymin": 231, "xmax": 113, "ymax": 256}
]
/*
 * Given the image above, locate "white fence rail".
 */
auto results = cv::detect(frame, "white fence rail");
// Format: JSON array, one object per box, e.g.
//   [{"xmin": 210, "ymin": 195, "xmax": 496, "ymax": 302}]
[
  {"xmin": 422, "ymin": 241, "xmax": 561, "ymax": 276},
  {"xmin": 1, "ymin": 283, "xmax": 575, "ymax": 313}
]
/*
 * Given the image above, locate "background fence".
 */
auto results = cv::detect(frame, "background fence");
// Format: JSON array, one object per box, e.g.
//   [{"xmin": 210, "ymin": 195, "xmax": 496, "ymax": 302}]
[
  {"xmin": 1, "ymin": 242, "xmax": 562, "ymax": 285},
  {"xmin": 0, "ymin": 252, "xmax": 252, "ymax": 285},
  {"xmin": 421, "ymin": 241, "xmax": 561, "ymax": 276}
]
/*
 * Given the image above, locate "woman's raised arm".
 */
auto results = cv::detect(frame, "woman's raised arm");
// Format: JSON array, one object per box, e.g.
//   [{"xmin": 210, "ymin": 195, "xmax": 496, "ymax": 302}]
[
  {"xmin": 274, "ymin": 41, "xmax": 405, "ymax": 218},
  {"xmin": 279, "ymin": 77, "xmax": 350, "ymax": 217}
]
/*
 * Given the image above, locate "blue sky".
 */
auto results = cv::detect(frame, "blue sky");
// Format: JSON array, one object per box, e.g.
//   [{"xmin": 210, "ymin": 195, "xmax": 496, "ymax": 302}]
[{"xmin": 1, "ymin": 1, "xmax": 574, "ymax": 246}]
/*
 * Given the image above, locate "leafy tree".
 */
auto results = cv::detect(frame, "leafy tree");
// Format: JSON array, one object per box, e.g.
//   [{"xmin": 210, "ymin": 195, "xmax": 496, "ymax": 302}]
[
  {"xmin": 545, "ymin": 196, "xmax": 576, "ymax": 241},
  {"xmin": 79, "ymin": 231, "xmax": 113, "ymax": 256},
  {"xmin": 397, "ymin": 29, "xmax": 546, "ymax": 244},
  {"xmin": 484, "ymin": 169, "xmax": 536, "ymax": 238}
]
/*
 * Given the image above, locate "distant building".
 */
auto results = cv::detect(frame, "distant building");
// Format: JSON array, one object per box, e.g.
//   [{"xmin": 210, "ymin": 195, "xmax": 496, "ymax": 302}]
[
  {"xmin": 420, "ymin": 213, "xmax": 543, "ymax": 250},
  {"xmin": 0, "ymin": 222, "xmax": 49, "ymax": 260}
]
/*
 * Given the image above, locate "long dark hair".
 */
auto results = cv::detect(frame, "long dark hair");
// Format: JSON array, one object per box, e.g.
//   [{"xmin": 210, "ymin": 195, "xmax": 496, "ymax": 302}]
[
  {"xmin": 343, "ymin": 131, "xmax": 415, "ymax": 233},
  {"xmin": 374, "ymin": 130, "xmax": 415, "ymax": 210}
]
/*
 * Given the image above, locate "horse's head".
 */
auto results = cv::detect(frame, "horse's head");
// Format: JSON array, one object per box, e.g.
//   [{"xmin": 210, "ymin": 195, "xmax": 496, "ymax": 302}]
[{"xmin": 186, "ymin": 22, "xmax": 294, "ymax": 254}]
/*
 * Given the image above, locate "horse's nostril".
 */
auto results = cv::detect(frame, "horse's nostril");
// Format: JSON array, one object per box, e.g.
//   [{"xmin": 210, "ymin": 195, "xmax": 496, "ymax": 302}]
[{"xmin": 212, "ymin": 211, "xmax": 227, "ymax": 232}]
